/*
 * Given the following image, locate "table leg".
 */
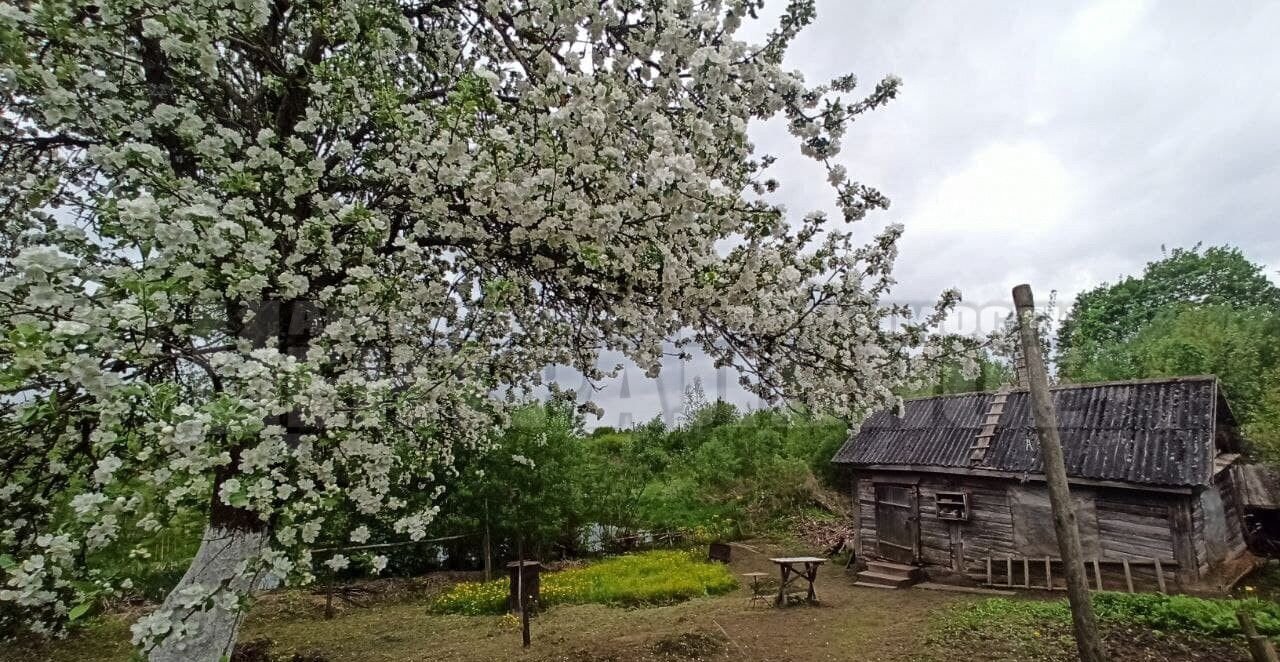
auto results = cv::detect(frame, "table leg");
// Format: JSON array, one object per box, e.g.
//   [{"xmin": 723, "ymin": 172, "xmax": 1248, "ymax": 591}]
[
  {"xmin": 806, "ymin": 563, "xmax": 818, "ymax": 602},
  {"xmin": 775, "ymin": 565, "xmax": 789, "ymax": 606}
]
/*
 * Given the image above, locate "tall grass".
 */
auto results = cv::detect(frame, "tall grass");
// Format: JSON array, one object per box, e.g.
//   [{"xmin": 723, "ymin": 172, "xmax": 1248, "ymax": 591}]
[{"xmin": 429, "ymin": 550, "xmax": 738, "ymax": 615}]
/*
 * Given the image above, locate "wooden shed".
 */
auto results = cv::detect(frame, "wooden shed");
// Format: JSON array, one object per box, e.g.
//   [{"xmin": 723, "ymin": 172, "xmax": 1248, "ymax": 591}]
[
  {"xmin": 1232, "ymin": 463, "xmax": 1280, "ymax": 555},
  {"xmin": 832, "ymin": 376, "xmax": 1256, "ymax": 592}
]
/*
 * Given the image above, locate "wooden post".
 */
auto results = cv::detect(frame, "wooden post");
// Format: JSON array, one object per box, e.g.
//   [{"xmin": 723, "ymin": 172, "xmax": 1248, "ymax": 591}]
[
  {"xmin": 1154, "ymin": 558, "xmax": 1167, "ymax": 594},
  {"xmin": 483, "ymin": 498, "xmax": 492, "ymax": 582},
  {"xmin": 1238, "ymin": 611, "xmax": 1280, "ymax": 662},
  {"xmin": 986, "ymin": 557, "xmax": 993, "ymax": 585},
  {"xmin": 1006, "ymin": 556, "xmax": 1013, "ymax": 587},
  {"xmin": 1045, "ymin": 556, "xmax": 1053, "ymax": 590},
  {"xmin": 1122, "ymin": 560, "xmax": 1134, "ymax": 594},
  {"xmin": 1092, "ymin": 559, "xmax": 1103, "ymax": 591},
  {"xmin": 517, "ymin": 535, "xmax": 530, "ymax": 648},
  {"xmin": 324, "ymin": 575, "xmax": 335, "ymax": 620},
  {"xmin": 1023, "ymin": 558, "xmax": 1031, "ymax": 588},
  {"xmin": 1013, "ymin": 284, "xmax": 1108, "ymax": 662}
]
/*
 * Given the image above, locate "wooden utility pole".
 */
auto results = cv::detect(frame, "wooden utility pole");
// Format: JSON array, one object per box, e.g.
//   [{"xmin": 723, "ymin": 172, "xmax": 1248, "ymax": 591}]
[{"xmin": 1012, "ymin": 284, "xmax": 1108, "ymax": 662}]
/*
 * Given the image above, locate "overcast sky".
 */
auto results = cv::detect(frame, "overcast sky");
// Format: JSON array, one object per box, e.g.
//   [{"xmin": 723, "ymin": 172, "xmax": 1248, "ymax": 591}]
[{"xmin": 568, "ymin": 0, "xmax": 1280, "ymax": 429}]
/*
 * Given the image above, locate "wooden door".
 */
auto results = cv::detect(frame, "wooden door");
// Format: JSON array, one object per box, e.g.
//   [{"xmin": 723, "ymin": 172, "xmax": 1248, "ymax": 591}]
[{"xmin": 875, "ymin": 484, "xmax": 918, "ymax": 564}]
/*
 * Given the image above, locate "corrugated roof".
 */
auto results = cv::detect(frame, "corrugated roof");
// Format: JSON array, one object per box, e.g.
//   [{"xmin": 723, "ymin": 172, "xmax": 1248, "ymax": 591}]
[{"xmin": 832, "ymin": 376, "xmax": 1223, "ymax": 487}]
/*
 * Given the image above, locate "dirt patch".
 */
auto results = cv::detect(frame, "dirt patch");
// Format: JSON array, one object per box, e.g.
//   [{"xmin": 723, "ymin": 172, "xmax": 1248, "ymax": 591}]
[
  {"xmin": 651, "ymin": 631, "xmax": 727, "ymax": 658},
  {"xmin": 1105, "ymin": 624, "xmax": 1251, "ymax": 661}
]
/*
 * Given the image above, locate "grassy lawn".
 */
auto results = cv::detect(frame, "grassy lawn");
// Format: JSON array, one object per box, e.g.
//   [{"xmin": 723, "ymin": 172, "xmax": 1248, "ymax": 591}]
[
  {"xmin": 9, "ymin": 541, "xmax": 974, "ymax": 662},
  {"xmin": 9, "ymin": 544, "xmax": 1275, "ymax": 662}
]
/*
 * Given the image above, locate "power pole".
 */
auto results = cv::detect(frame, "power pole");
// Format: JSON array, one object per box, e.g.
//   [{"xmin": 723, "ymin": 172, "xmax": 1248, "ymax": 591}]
[{"xmin": 1012, "ymin": 284, "xmax": 1108, "ymax": 662}]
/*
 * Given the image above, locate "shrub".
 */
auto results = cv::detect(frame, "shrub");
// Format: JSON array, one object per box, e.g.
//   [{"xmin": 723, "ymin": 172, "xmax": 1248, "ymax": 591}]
[{"xmin": 429, "ymin": 550, "xmax": 737, "ymax": 615}]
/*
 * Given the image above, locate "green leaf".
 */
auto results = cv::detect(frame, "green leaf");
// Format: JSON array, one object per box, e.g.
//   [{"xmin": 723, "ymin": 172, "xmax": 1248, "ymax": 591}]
[{"xmin": 68, "ymin": 601, "xmax": 93, "ymax": 622}]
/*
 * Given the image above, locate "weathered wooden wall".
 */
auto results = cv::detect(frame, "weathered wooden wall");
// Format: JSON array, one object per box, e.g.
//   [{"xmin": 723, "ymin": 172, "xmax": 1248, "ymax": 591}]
[
  {"xmin": 1190, "ymin": 467, "xmax": 1251, "ymax": 578},
  {"xmin": 850, "ymin": 470, "xmax": 1209, "ymax": 589}
]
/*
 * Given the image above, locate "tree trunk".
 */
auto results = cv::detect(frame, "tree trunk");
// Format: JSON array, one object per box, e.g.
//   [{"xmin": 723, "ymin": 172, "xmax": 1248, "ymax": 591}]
[
  {"xmin": 145, "ymin": 521, "xmax": 267, "ymax": 661},
  {"xmin": 145, "ymin": 298, "xmax": 311, "ymax": 659}
]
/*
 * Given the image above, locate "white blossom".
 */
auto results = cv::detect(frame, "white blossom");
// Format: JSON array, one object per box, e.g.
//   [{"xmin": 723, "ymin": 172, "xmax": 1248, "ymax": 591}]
[{"xmin": 0, "ymin": 0, "xmax": 967, "ymax": 653}]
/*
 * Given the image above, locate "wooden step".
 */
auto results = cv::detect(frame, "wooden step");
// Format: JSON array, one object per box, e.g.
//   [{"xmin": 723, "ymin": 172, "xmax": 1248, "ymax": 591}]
[
  {"xmin": 853, "ymin": 580, "xmax": 902, "ymax": 590},
  {"xmin": 865, "ymin": 559, "xmax": 916, "ymax": 575},
  {"xmin": 855, "ymin": 570, "xmax": 916, "ymax": 588}
]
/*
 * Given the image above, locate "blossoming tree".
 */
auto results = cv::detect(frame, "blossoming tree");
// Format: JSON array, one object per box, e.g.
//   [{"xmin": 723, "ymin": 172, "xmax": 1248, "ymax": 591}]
[{"xmin": 0, "ymin": 0, "xmax": 964, "ymax": 658}]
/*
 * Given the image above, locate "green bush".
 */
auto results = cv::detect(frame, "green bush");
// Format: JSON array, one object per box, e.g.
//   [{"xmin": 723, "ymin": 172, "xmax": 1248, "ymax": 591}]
[{"xmin": 429, "ymin": 550, "xmax": 738, "ymax": 615}]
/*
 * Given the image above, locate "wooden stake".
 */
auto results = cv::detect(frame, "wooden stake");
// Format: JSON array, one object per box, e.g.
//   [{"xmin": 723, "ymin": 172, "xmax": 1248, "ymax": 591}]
[
  {"xmin": 1045, "ymin": 556, "xmax": 1052, "ymax": 590},
  {"xmin": 1154, "ymin": 558, "xmax": 1167, "ymax": 594},
  {"xmin": 517, "ymin": 535, "xmax": 531, "ymax": 648},
  {"xmin": 986, "ymin": 557, "xmax": 993, "ymax": 585},
  {"xmin": 1006, "ymin": 556, "xmax": 1013, "ymax": 587},
  {"xmin": 1092, "ymin": 559, "xmax": 1103, "ymax": 591},
  {"xmin": 483, "ymin": 498, "xmax": 492, "ymax": 582},
  {"xmin": 324, "ymin": 575, "xmax": 334, "ymax": 620},
  {"xmin": 1122, "ymin": 559, "xmax": 1134, "ymax": 593},
  {"xmin": 1023, "ymin": 558, "xmax": 1031, "ymax": 588},
  {"xmin": 1238, "ymin": 611, "xmax": 1280, "ymax": 662},
  {"xmin": 1013, "ymin": 284, "xmax": 1108, "ymax": 662}
]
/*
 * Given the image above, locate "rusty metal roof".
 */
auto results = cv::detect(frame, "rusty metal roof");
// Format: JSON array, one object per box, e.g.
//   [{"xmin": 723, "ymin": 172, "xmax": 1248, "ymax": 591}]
[{"xmin": 832, "ymin": 376, "xmax": 1226, "ymax": 487}]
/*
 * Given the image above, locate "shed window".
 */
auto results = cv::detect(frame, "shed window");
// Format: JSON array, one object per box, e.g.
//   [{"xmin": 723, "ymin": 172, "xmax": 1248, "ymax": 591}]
[{"xmin": 935, "ymin": 491, "xmax": 969, "ymax": 521}]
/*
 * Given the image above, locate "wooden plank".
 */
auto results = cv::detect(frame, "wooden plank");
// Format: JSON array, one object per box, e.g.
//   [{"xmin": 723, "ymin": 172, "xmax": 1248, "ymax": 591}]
[
  {"xmin": 1092, "ymin": 559, "xmax": 1103, "ymax": 591},
  {"xmin": 1122, "ymin": 559, "xmax": 1134, "ymax": 593},
  {"xmin": 1154, "ymin": 558, "xmax": 1167, "ymax": 593},
  {"xmin": 1169, "ymin": 496, "xmax": 1198, "ymax": 585}
]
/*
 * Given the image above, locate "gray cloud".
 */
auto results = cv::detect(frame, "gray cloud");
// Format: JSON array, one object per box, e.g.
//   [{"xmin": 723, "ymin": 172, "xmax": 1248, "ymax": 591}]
[{"xmin": 568, "ymin": 0, "xmax": 1280, "ymax": 427}]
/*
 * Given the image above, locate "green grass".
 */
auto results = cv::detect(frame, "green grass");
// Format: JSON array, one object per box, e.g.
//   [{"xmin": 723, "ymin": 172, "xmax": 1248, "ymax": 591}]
[
  {"xmin": 428, "ymin": 550, "xmax": 738, "ymax": 615},
  {"xmin": 936, "ymin": 592, "xmax": 1280, "ymax": 640}
]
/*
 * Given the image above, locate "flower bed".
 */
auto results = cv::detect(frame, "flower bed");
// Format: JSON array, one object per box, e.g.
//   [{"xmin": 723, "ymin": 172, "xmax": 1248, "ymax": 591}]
[{"xmin": 429, "ymin": 550, "xmax": 738, "ymax": 615}]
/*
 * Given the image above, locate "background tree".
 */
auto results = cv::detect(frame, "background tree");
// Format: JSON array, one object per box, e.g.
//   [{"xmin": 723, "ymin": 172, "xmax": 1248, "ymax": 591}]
[
  {"xmin": 1057, "ymin": 245, "xmax": 1280, "ymax": 376},
  {"xmin": 0, "ymin": 1, "xmax": 968, "ymax": 658},
  {"xmin": 1057, "ymin": 246, "xmax": 1280, "ymax": 460},
  {"xmin": 1067, "ymin": 305, "xmax": 1280, "ymax": 460},
  {"xmin": 429, "ymin": 389, "xmax": 586, "ymax": 563}
]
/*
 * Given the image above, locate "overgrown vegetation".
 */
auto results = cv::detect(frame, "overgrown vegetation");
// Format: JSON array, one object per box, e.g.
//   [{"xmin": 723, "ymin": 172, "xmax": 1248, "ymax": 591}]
[
  {"xmin": 1056, "ymin": 245, "xmax": 1280, "ymax": 460},
  {"xmin": 90, "ymin": 384, "xmax": 848, "ymax": 603},
  {"xmin": 936, "ymin": 593, "xmax": 1280, "ymax": 640},
  {"xmin": 415, "ymin": 383, "xmax": 850, "ymax": 564},
  {"xmin": 428, "ymin": 550, "xmax": 738, "ymax": 615}
]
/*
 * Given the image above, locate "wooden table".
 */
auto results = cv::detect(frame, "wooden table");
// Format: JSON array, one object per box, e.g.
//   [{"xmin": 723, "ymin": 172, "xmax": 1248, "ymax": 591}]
[{"xmin": 769, "ymin": 556, "xmax": 826, "ymax": 606}]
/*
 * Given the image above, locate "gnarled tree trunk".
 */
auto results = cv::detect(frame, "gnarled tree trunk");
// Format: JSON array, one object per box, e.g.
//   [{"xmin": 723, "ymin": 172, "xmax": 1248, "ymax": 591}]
[
  {"xmin": 146, "ymin": 521, "xmax": 267, "ymax": 662},
  {"xmin": 147, "ymin": 299, "xmax": 311, "ymax": 659}
]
